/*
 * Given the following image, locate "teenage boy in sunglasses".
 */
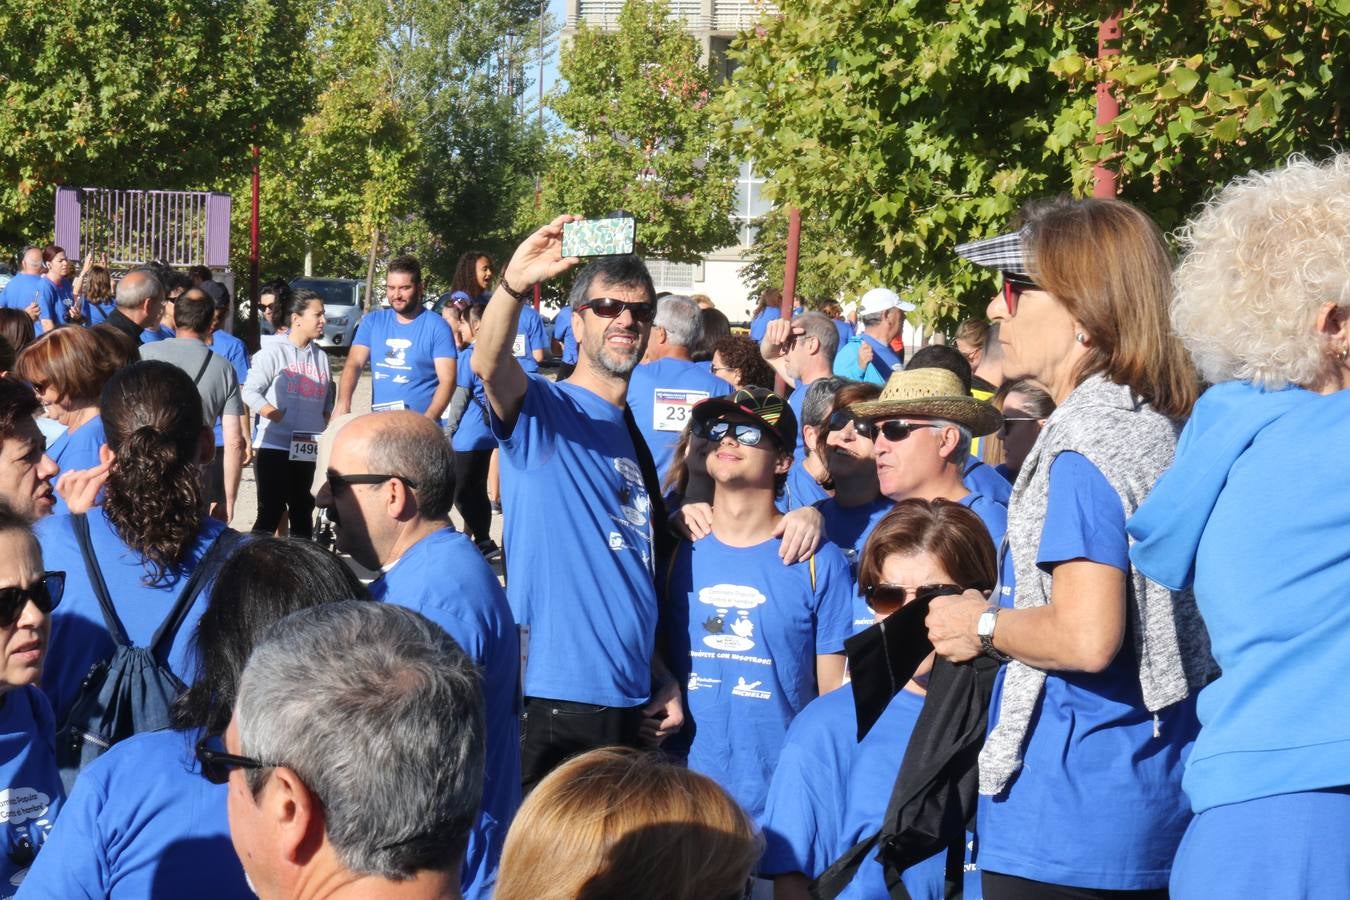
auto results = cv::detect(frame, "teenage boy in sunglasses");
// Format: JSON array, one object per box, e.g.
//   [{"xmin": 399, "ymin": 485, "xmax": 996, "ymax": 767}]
[
  {"xmin": 851, "ymin": 367, "xmax": 1007, "ymax": 550},
  {"xmin": 471, "ymin": 215, "xmax": 682, "ymax": 793},
  {"xmin": 664, "ymin": 387, "xmax": 855, "ymax": 837}
]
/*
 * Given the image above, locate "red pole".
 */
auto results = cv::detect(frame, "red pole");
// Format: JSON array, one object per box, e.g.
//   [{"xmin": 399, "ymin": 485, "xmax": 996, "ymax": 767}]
[
  {"xmin": 777, "ymin": 207, "xmax": 802, "ymax": 396},
  {"xmin": 249, "ymin": 141, "xmax": 261, "ymax": 344},
  {"xmin": 1093, "ymin": 12, "xmax": 1122, "ymax": 199}
]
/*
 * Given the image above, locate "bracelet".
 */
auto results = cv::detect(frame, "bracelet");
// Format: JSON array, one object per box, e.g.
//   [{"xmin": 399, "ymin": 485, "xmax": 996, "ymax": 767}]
[{"xmin": 500, "ymin": 277, "xmax": 532, "ymax": 302}]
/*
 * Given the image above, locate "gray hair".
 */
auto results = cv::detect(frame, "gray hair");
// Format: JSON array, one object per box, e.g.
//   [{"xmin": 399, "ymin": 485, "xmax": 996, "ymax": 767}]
[
  {"xmin": 365, "ymin": 415, "xmax": 456, "ymax": 519},
  {"xmin": 793, "ymin": 311, "xmax": 840, "ymax": 361},
  {"xmin": 801, "ymin": 376, "xmax": 850, "ymax": 430},
  {"xmin": 933, "ymin": 418, "xmax": 973, "ymax": 463},
  {"xmin": 115, "ymin": 269, "xmax": 165, "ymax": 310},
  {"xmin": 235, "ymin": 602, "xmax": 484, "ymax": 879},
  {"xmin": 652, "ymin": 294, "xmax": 702, "ymax": 348},
  {"xmin": 860, "ymin": 312, "xmax": 885, "ymax": 328}
]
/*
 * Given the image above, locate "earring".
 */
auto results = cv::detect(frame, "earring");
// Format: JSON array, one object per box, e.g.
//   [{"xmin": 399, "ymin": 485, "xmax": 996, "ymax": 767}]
[
  {"xmin": 1075, "ymin": 332, "xmax": 1087, "ymax": 344},
  {"xmin": 1340, "ymin": 348, "xmax": 1348, "ymax": 362}
]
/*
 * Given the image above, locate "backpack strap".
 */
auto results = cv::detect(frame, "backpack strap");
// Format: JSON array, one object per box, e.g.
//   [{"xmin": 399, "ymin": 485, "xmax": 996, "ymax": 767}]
[
  {"xmin": 809, "ymin": 552, "xmax": 817, "ymax": 592},
  {"xmin": 191, "ymin": 348, "xmax": 213, "ymax": 386},
  {"xmin": 71, "ymin": 513, "xmax": 132, "ymax": 648},
  {"xmin": 150, "ymin": 529, "xmax": 244, "ymax": 655}
]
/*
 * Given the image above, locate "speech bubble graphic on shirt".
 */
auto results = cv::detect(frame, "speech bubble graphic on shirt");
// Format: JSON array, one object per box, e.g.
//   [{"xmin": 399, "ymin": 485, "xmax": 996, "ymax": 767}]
[
  {"xmin": 698, "ymin": 584, "xmax": 765, "ymax": 652},
  {"xmin": 381, "ymin": 338, "xmax": 412, "ymax": 368},
  {"xmin": 0, "ymin": 788, "xmax": 49, "ymax": 825},
  {"xmin": 613, "ymin": 457, "xmax": 643, "ymax": 487}
]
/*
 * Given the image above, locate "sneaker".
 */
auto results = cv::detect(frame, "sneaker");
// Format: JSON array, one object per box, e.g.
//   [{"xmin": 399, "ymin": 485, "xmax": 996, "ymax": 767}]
[{"xmin": 476, "ymin": 539, "xmax": 503, "ymax": 564}]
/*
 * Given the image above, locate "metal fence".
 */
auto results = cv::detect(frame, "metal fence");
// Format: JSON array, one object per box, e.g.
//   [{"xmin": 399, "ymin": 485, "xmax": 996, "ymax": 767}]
[{"xmin": 54, "ymin": 187, "xmax": 231, "ymax": 269}]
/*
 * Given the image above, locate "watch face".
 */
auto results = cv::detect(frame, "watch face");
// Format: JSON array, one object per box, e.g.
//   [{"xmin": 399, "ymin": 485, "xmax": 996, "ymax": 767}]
[{"xmin": 977, "ymin": 610, "xmax": 997, "ymax": 637}]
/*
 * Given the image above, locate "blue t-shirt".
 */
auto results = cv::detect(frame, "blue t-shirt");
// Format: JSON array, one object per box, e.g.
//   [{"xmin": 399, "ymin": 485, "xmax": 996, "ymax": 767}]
[
  {"xmin": 0, "ymin": 274, "xmax": 58, "ymax": 335},
  {"xmin": 140, "ymin": 325, "xmax": 173, "ymax": 343},
  {"xmin": 760, "ymin": 682, "xmax": 858, "ymax": 877},
  {"xmin": 817, "ymin": 495, "xmax": 894, "ymax": 631},
  {"xmin": 779, "ymin": 459, "xmax": 831, "ymax": 512},
  {"xmin": 491, "ymin": 375, "xmax": 657, "ymax": 707},
  {"xmin": 451, "ymin": 345, "xmax": 494, "ymax": 453},
  {"xmin": 0, "ymin": 686, "xmax": 64, "ymax": 897},
  {"xmin": 786, "ymin": 381, "xmax": 809, "ymax": 463},
  {"xmin": 978, "ymin": 451, "xmax": 1195, "ymax": 889},
  {"xmin": 665, "ymin": 535, "xmax": 855, "ymax": 822},
  {"xmin": 626, "ymin": 358, "xmax": 728, "ymax": 482},
  {"xmin": 36, "ymin": 510, "xmax": 230, "ymax": 725},
  {"xmin": 53, "ymin": 280, "xmax": 75, "ymax": 324},
  {"xmin": 514, "ymin": 305, "xmax": 549, "ymax": 375},
  {"xmin": 964, "ymin": 457, "xmax": 1012, "ymax": 507},
  {"xmin": 835, "ymin": 688, "xmax": 982, "ymax": 900},
  {"xmin": 833, "ymin": 317, "xmax": 853, "ymax": 346},
  {"xmin": 958, "ymin": 490, "xmax": 1008, "ymax": 551},
  {"xmin": 552, "ymin": 306, "xmax": 578, "ymax": 365},
  {"xmin": 18, "ymin": 728, "xmax": 248, "ymax": 899},
  {"xmin": 46, "ymin": 416, "xmax": 106, "ymax": 516},
  {"xmin": 209, "ymin": 330, "xmax": 250, "ymax": 446},
  {"xmin": 354, "ymin": 308, "xmax": 457, "ymax": 414},
  {"xmin": 748, "ymin": 307, "xmax": 781, "ymax": 342},
  {"xmin": 80, "ymin": 299, "xmax": 117, "ymax": 326},
  {"xmin": 369, "ymin": 527, "xmax": 519, "ymax": 900},
  {"xmin": 833, "ymin": 334, "xmax": 902, "ymax": 386}
]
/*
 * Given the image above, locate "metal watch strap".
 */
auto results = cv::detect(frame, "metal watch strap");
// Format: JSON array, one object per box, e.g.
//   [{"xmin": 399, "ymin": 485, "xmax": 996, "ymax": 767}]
[{"xmin": 979, "ymin": 606, "xmax": 1014, "ymax": 663}]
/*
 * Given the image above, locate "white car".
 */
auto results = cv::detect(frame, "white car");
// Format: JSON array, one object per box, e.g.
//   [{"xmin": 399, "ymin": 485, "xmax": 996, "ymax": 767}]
[{"xmin": 290, "ymin": 277, "xmax": 366, "ymax": 349}]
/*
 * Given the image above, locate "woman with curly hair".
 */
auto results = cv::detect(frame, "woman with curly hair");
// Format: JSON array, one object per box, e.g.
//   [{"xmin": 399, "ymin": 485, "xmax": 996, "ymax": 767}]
[
  {"xmin": 711, "ymin": 334, "xmax": 775, "ymax": 391},
  {"xmin": 35, "ymin": 360, "xmax": 240, "ymax": 728}
]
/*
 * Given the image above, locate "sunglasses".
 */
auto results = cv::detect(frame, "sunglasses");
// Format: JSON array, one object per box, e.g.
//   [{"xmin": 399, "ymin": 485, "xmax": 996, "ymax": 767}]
[
  {"xmin": 576, "ymin": 298, "xmax": 656, "ymax": 323},
  {"xmin": 1001, "ymin": 273, "xmax": 1040, "ymax": 317},
  {"xmin": 0, "ymin": 572, "xmax": 64, "ymax": 627},
  {"xmin": 999, "ymin": 416, "xmax": 1041, "ymax": 437},
  {"xmin": 827, "ymin": 410, "xmax": 877, "ymax": 440},
  {"xmin": 873, "ymin": 420, "xmax": 941, "ymax": 442},
  {"xmin": 326, "ymin": 471, "xmax": 420, "ymax": 491},
  {"xmin": 196, "ymin": 736, "xmax": 269, "ymax": 785},
  {"xmin": 863, "ymin": 582, "xmax": 963, "ymax": 616},
  {"xmin": 693, "ymin": 419, "xmax": 768, "ymax": 447}
]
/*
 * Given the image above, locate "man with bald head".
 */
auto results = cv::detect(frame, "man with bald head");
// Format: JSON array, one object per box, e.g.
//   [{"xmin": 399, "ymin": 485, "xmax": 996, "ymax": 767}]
[
  {"xmin": 0, "ymin": 246, "xmax": 58, "ymax": 333},
  {"xmin": 104, "ymin": 268, "xmax": 166, "ymax": 344},
  {"xmin": 314, "ymin": 411, "xmax": 518, "ymax": 900}
]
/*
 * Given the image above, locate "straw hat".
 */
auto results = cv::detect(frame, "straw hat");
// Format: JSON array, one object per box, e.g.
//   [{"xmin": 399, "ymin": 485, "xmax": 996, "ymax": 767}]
[{"xmin": 849, "ymin": 368, "xmax": 1002, "ymax": 437}]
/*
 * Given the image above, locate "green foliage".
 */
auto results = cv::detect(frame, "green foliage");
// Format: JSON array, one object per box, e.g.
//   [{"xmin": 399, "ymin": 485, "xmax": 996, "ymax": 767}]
[
  {"xmin": 739, "ymin": 206, "xmax": 874, "ymax": 308},
  {"xmin": 532, "ymin": 0, "xmax": 738, "ymax": 262},
  {"xmin": 720, "ymin": 0, "xmax": 1349, "ymax": 328},
  {"xmin": 0, "ymin": 0, "xmax": 314, "ymax": 251}
]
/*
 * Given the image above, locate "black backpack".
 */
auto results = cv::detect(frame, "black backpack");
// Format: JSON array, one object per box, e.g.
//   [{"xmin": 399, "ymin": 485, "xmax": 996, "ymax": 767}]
[{"xmin": 56, "ymin": 515, "xmax": 238, "ymax": 791}]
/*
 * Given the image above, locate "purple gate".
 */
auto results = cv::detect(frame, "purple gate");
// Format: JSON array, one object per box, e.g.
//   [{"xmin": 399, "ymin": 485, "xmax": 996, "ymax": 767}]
[{"xmin": 54, "ymin": 187, "xmax": 231, "ymax": 269}]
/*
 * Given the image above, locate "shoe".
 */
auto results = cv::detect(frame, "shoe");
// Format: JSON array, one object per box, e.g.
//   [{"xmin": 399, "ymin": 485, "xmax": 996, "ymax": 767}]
[{"xmin": 476, "ymin": 539, "xmax": 503, "ymax": 564}]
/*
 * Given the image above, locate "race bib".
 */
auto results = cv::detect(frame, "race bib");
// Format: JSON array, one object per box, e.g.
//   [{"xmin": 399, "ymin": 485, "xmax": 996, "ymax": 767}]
[
  {"xmin": 371, "ymin": 400, "xmax": 407, "ymax": 413},
  {"xmin": 289, "ymin": 432, "xmax": 319, "ymax": 462},
  {"xmin": 652, "ymin": 389, "xmax": 710, "ymax": 433},
  {"xmin": 512, "ymin": 333, "xmax": 526, "ymax": 358}
]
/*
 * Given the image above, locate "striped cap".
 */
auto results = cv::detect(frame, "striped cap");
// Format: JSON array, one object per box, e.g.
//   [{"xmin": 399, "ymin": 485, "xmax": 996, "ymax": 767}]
[{"xmin": 954, "ymin": 228, "xmax": 1033, "ymax": 277}]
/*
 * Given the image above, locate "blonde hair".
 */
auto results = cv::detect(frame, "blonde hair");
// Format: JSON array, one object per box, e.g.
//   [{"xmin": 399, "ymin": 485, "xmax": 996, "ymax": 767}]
[
  {"xmin": 1172, "ymin": 154, "xmax": 1350, "ymax": 389},
  {"xmin": 1027, "ymin": 197, "xmax": 1199, "ymax": 418},
  {"xmin": 495, "ymin": 748, "xmax": 761, "ymax": 900}
]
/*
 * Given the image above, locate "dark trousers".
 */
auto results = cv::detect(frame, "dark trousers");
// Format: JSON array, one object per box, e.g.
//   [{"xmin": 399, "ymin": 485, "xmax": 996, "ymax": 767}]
[
  {"xmin": 520, "ymin": 696, "xmax": 644, "ymax": 795},
  {"xmin": 252, "ymin": 448, "xmax": 315, "ymax": 539},
  {"xmin": 983, "ymin": 872, "xmax": 1169, "ymax": 900},
  {"xmin": 452, "ymin": 448, "xmax": 493, "ymax": 545}
]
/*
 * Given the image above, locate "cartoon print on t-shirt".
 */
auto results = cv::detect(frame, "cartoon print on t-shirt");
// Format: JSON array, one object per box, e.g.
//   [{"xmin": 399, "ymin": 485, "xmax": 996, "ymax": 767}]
[
  {"xmin": 698, "ymin": 584, "xmax": 765, "ymax": 653},
  {"xmin": 610, "ymin": 458, "xmax": 652, "ymax": 559},
  {"xmin": 3, "ymin": 784, "xmax": 54, "ymax": 892},
  {"xmin": 381, "ymin": 338, "xmax": 413, "ymax": 370}
]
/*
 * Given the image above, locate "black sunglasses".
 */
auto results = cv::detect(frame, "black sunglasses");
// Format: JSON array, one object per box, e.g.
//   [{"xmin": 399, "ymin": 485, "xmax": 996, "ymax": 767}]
[
  {"xmin": 695, "ymin": 419, "xmax": 768, "ymax": 447},
  {"xmin": 874, "ymin": 420, "xmax": 942, "ymax": 442},
  {"xmin": 999, "ymin": 416, "xmax": 1041, "ymax": 436},
  {"xmin": 576, "ymin": 298, "xmax": 656, "ymax": 323},
  {"xmin": 196, "ymin": 735, "xmax": 269, "ymax": 785},
  {"xmin": 326, "ymin": 471, "xmax": 420, "ymax": 491},
  {"xmin": 1001, "ymin": 272, "xmax": 1040, "ymax": 317},
  {"xmin": 0, "ymin": 572, "xmax": 64, "ymax": 627},
  {"xmin": 827, "ymin": 410, "xmax": 877, "ymax": 440},
  {"xmin": 864, "ymin": 582, "xmax": 964, "ymax": 615}
]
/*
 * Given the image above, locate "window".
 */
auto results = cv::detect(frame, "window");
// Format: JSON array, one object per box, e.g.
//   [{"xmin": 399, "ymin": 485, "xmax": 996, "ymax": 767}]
[
  {"xmin": 732, "ymin": 160, "xmax": 771, "ymax": 248},
  {"xmin": 646, "ymin": 259, "xmax": 699, "ymax": 291}
]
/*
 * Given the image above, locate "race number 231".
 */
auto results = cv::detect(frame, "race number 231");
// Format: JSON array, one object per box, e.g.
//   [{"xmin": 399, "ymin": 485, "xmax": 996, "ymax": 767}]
[{"xmin": 653, "ymin": 389, "xmax": 709, "ymax": 433}]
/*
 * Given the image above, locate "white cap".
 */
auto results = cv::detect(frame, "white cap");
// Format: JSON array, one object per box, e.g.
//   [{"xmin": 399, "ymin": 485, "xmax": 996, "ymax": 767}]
[{"xmin": 858, "ymin": 287, "xmax": 915, "ymax": 317}]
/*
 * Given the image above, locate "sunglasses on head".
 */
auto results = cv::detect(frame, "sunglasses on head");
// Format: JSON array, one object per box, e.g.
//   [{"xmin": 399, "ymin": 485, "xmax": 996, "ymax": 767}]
[
  {"xmin": 576, "ymin": 298, "xmax": 655, "ymax": 323},
  {"xmin": 873, "ymin": 420, "xmax": 942, "ymax": 442},
  {"xmin": 196, "ymin": 735, "xmax": 268, "ymax": 785},
  {"xmin": 827, "ymin": 410, "xmax": 877, "ymax": 440},
  {"xmin": 864, "ymin": 582, "xmax": 963, "ymax": 616},
  {"xmin": 694, "ymin": 418, "xmax": 769, "ymax": 447},
  {"xmin": 0, "ymin": 572, "xmax": 63, "ymax": 628},
  {"xmin": 1001, "ymin": 273, "xmax": 1039, "ymax": 317}
]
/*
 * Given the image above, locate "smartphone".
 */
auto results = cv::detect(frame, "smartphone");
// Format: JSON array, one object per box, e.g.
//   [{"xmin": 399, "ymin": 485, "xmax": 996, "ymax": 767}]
[{"xmin": 561, "ymin": 216, "xmax": 636, "ymax": 258}]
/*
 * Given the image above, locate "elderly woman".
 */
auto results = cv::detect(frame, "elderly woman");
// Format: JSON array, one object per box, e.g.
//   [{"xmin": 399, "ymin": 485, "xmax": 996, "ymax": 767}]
[
  {"xmin": 926, "ymin": 198, "xmax": 1210, "ymax": 899},
  {"xmin": 1128, "ymin": 155, "xmax": 1350, "ymax": 899}
]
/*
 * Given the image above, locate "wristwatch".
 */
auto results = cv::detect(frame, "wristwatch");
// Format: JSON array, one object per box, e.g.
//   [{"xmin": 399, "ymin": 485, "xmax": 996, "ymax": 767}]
[{"xmin": 977, "ymin": 606, "xmax": 1013, "ymax": 663}]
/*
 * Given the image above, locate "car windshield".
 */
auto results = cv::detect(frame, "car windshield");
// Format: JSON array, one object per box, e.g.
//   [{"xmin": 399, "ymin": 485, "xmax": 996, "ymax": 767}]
[{"xmin": 291, "ymin": 280, "xmax": 357, "ymax": 307}]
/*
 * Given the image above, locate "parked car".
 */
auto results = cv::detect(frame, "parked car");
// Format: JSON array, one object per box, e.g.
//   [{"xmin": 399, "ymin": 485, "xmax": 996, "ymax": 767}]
[{"xmin": 289, "ymin": 277, "xmax": 365, "ymax": 348}]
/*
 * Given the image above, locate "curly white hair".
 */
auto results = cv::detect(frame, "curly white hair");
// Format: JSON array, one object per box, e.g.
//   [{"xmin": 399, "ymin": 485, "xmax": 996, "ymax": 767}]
[{"xmin": 1172, "ymin": 154, "xmax": 1350, "ymax": 389}]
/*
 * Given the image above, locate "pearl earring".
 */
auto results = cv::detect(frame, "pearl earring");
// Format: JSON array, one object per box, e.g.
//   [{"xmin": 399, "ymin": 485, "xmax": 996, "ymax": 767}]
[{"xmin": 1075, "ymin": 332, "xmax": 1087, "ymax": 344}]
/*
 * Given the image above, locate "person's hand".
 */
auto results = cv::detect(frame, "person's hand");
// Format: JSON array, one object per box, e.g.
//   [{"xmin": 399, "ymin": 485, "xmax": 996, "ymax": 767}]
[
  {"xmin": 500, "ymin": 214, "xmax": 583, "ymax": 292},
  {"xmin": 669, "ymin": 501, "xmax": 713, "ymax": 541},
  {"xmin": 80, "ymin": 253, "xmax": 94, "ymax": 274},
  {"xmin": 925, "ymin": 590, "xmax": 990, "ymax": 663},
  {"xmin": 241, "ymin": 442, "xmax": 253, "ymax": 466},
  {"xmin": 24, "ymin": 302, "xmax": 39, "ymax": 322},
  {"xmin": 56, "ymin": 461, "xmax": 111, "ymax": 515},
  {"xmin": 640, "ymin": 678, "xmax": 685, "ymax": 747},
  {"xmin": 261, "ymin": 405, "xmax": 285, "ymax": 423},
  {"xmin": 857, "ymin": 340, "xmax": 873, "ymax": 370},
  {"xmin": 760, "ymin": 317, "xmax": 795, "ymax": 362},
  {"xmin": 775, "ymin": 505, "xmax": 823, "ymax": 564},
  {"xmin": 65, "ymin": 302, "xmax": 83, "ymax": 322}
]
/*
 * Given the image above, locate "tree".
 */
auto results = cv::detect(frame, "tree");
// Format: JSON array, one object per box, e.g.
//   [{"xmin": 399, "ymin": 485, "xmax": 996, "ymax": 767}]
[
  {"xmin": 719, "ymin": 0, "xmax": 1348, "ymax": 327},
  {"xmin": 531, "ymin": 0, "xmax": 738, "ymax": 262},
  {"xmin": 0, "ymin": 0, "xmax": 315, "ymax": 252}
]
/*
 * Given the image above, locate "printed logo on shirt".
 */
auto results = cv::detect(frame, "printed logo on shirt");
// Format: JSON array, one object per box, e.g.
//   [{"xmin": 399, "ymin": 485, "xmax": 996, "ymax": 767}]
[
  {"xmin": 608, "ymin": 531, "xmax": 625, "ymax": 550},
  {"xmin": 0, "ymin": 788, "xmax": 49, "ymax": 825},
  {"xmin": 698, "ymin": 583, "xmax": 765, "ymax": 652},
  {"xmin": 687, "ymin": 673, "xmax": 721, "ymax": 692},
  {"xmin": 613, "ymin": 457, "xmax": 643, "ymax": 487},
  {"xmin": 731, "ymin": 677, "xmax": 772, "ymax": 700},
  {"xmin": 380, "ymin": 338, "xmax": 413, "ymax": 370}
]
